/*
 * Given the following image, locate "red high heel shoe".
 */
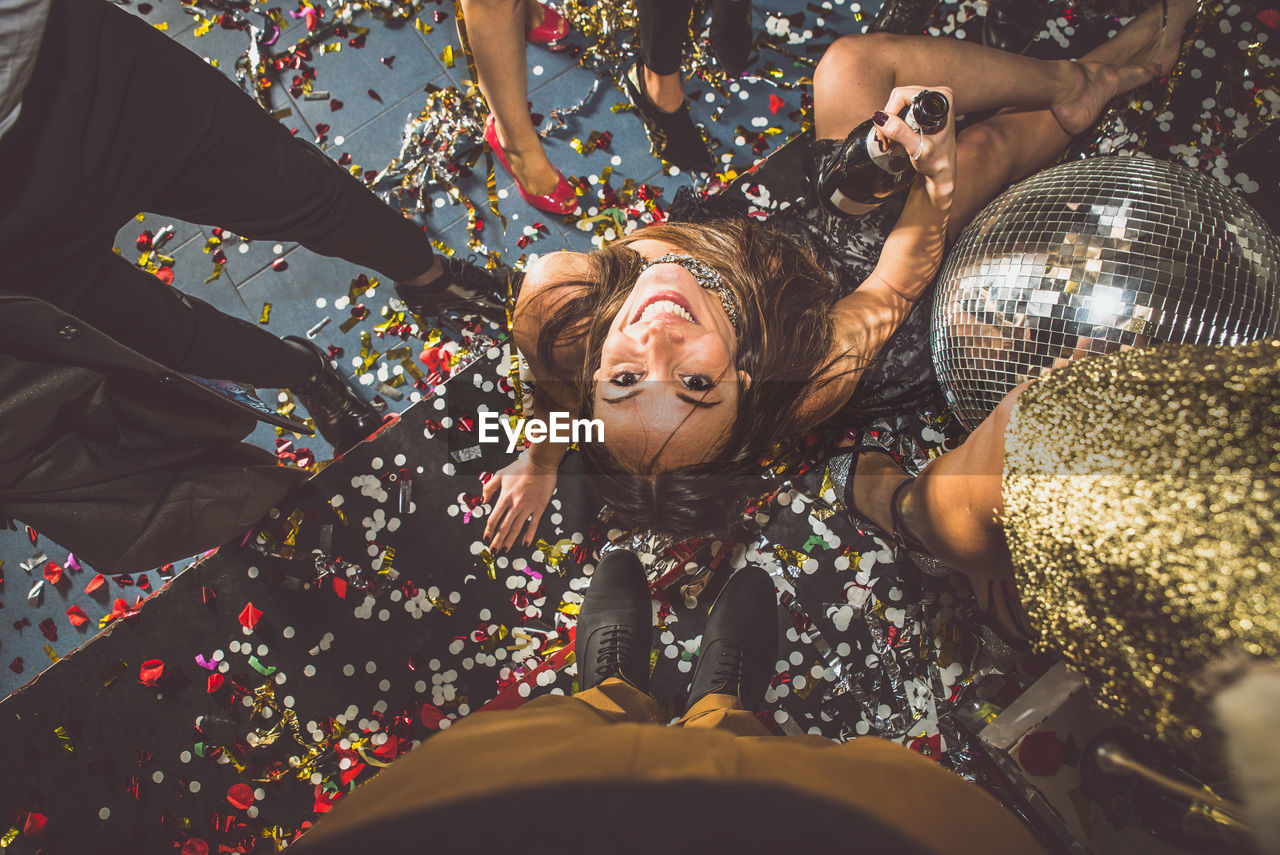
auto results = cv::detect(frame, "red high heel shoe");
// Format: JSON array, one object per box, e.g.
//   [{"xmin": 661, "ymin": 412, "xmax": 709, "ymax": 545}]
[
  {"xmin": 484, "ymin": 116, "xmax": 578, "ymax": 216},
  {"xmin": 526, "ymin": 2, "xmax": 570, "ymax": 44}
]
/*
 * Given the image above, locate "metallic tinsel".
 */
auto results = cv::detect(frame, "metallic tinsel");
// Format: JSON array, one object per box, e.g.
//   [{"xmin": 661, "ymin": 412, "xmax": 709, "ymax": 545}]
[{"xmin": 1002, "ymin": 338, "xmax": 1280, "ymax": 755}]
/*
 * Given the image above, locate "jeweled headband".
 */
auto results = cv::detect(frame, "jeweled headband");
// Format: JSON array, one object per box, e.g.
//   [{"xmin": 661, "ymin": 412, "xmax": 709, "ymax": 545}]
[{"xmin": 636, "ymin": 253, "xmax": 741, "ymax": 334}]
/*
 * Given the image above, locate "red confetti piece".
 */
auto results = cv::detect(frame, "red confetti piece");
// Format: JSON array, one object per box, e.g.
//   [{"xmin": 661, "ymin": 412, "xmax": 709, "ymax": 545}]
[
  {"xmin": 380, "ymin": 55, "xmax": 395, "ymax": 67},
  {"xmin": 207, "ymin": 673, "xmax": 224, "ymax": 693},
  {"xmin": 367, "ymin": 89, "xmax": 382, "ymax": 102},
  {"xmin": 22, "ymin": 811, "xmax": 47, "ymax": 838},
  {"xmin": 43, "ymin": 561, "xmax": 62, "ymax": 585},
  {"xmin": 332, "ymin": 576, "xmax": 348, "ymax": 599},
  {"xmin": 8, "ymin": 657, "xmax": 22, "ymax": 674},
  {"xmin": 138, "ymin": 659, "xmax": 165, "ymax": 687},
  {"xmin": 419, "ymin": 703, "xmax": 447, "ymax": 730},
  {"xmin": 329, "ymin": 99, "xmax": 344, "ymax": 111},
  {"xmin": 38, "ymin": 617, "xmax": 57, "ymax": 641},
  {"xmin": 272, "ymin": 258, "xmax": 289, "ymax": 272},
  {"xmin": 227, "ymin": 783, "xmax": 255, "ymax": 810},
  {"xmin": 26, "ymin": 525, "xmax": 37, "ymax": 545},
  {"xmin": 239, "ymin": 602, "xmax": 262, "ymax": 630},
  {"xmin": 1259, "ymin": 8, "xmax": 1280, "ymax": 28},
  {"xmin": 85, "ymin": 573, "xmax": 106, "ymax": 594},
  {"xmin": 1018, "ymin": 730, "xmax": 1065, "ymax": 777},
  {"xmin": 202, "ymin": 585, "xmax": 217, "ymax": 606},
  {"xmin": 136, "ymin": 231, "xmax": 154, "ymax": 251},
  {"xmin": 181, "ymin": 839, "xmax": 210, "ymax": 855},
  {"xmin": 769, "ymin": 94, "xmax": 785, "ymax": 115},
  {"xmin": 155, "ymin": 266, "xmax": 175, "ymax": 285},
  {"xmin": 66, "ymin": 605, "xmax": 89, "ymax": 627},
  {"xmin": 313, "ymin": 785, "xmax": 339, "ymax": 814}
]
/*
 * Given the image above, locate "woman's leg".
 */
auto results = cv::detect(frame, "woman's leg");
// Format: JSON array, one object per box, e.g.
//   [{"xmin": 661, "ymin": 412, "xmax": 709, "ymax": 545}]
[
  {"xmin": 813, "ymin": 0, "xmax": 1197, "ymax": 237},
  {"xmin": 459, "ymin": 0, "xmax": 564, "ymax": 195},
  {"xmin": 636, "ymin": 0, "xmax": 696, "ymax": 111}
]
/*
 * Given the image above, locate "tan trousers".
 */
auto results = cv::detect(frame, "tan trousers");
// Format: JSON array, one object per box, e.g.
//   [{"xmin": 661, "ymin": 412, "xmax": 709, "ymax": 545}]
[{"xmin": 295, "ymin": 679, "xmax": 1045, "ymax": 855}]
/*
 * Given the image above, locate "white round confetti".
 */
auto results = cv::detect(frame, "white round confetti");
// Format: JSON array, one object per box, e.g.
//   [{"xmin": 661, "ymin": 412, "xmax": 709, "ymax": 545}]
[
  {"xmin": 99, "ymin": 807, "xmax": 111, "ymax": 820},
  {"xmin": 189, "ymin": 781, "xmax": 201, "ymax": 793}
]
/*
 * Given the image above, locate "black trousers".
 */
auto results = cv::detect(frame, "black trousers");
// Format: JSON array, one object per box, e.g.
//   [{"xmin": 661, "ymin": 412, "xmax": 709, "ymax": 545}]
[
  {"xmin": 636, "ymin": 0, "xmax": 748, "ymax": 75},
  {"xmin": 0, "ymin": 0, "xmax": 436, "ymax": 388}
]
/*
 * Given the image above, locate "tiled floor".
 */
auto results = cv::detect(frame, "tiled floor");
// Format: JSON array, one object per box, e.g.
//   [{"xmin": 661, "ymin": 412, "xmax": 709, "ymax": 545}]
[{"xmin": 0, "ymin": 0, "xmax": 857, "ymax": 697}]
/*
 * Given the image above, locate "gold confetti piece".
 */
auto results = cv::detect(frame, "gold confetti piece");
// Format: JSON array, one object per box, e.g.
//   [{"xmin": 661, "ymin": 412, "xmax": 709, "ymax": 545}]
[
  {"xmin": 440, "ymin": 45, "xmax": 454, "ymax": 68},
  {"xmin": 271, "ymin": 107, "xmax": 293, "ymax": 120},
  {"xmin": 386, "ymin": 345, "xmax": 413, "ymax": 361},
  {"xmin": 2, "ymin": 827, "xmax": 20, "ymax": 846},
  {"xmin": 259, "ymin": 303, "xmax": 272, "ymax": 324},
  {"xmin": 152, "ymin": 20, "xmax": 168, "ymax": 30},
  {"xmin": 102, "ymin": 659, "xmax": 128, "ymax": 687},
  {"xmin": 414, "ymin": 17, "xmax": 433, "ymax": 33},
  {"xmin": 43, "ymin": 644, "xmax": 60, "ymax": 664},
  {"xmin": 320, "ymin": 42, "xmax": 341, "ymax": 54},
  {"xmin": 479, "ymin": 549, "xmax": 497, "ymax": 580},
  {"xmin": 54, "ymin": 725, "xmax": 75, "ymax": 752},
  {"xmin": 135, "ymin": 212, "xmax": 146, "ymax": 222}
]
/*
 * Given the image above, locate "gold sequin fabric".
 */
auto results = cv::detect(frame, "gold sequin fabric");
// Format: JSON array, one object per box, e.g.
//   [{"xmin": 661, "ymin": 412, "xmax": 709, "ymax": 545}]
[{"xmin": 1002, "ymin": 340, "xmax": 1280, "ymax": 754}]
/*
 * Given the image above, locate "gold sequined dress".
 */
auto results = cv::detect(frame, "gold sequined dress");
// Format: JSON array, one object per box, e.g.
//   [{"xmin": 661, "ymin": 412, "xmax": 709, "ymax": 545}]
[{"xmin": 1001, "ymin": 340, "xmax": 1280, "ymax": 753}]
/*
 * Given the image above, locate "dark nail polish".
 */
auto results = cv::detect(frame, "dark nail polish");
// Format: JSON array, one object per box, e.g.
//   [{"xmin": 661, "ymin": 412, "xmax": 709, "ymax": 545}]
[{"xmin": 872, "ymin": 111, "xmax": 889, "ymax": 126}]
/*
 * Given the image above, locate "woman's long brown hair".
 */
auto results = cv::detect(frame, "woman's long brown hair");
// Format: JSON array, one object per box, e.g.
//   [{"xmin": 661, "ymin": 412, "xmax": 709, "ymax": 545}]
[{"xmin": 530, "ymin": 218, "xmax": 855, "ymax": 535}]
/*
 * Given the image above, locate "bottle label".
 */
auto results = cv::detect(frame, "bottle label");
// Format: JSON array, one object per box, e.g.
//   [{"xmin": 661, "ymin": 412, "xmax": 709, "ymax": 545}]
[
  {"xmin": 829, "ymin": 187, "xmax": 881, "ymax": 216},
  {"xmin": 865, "ymin": 127, "xmax": 912, "ymax": 177}
]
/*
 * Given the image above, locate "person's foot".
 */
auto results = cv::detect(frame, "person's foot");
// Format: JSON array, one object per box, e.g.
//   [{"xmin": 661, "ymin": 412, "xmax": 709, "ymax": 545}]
[
  {"xmin": 395, "ymin": 256, "xmax": 509, "ymax": 333},
  {"xmin": 686, "ymin": 565, "xmax": 778, "ymax": 713},
  {"xmin": 484, "ymin": 116, "xmax": 578, "ymax": 215},
  {"xmin": 285, "ymin": 336, "xmax": 382, "ymax": 454},
  {"xmin": 576, "ymin": 550, "xmax": 654, "ymax": 693},
  {"xmin": 622, "ymin": 63, "xmax": 715, "ymax": 172},
  {"xmin": 525, "ymin": 0, "xmax": 570, "ymax": 43},
  {"xmin": 982, "ymin": 0, "xmax": 1055, "ymax": 55},
  {"xmin": 1050, "ymin": 0, "xmax": 1197, "ymax": 135}
]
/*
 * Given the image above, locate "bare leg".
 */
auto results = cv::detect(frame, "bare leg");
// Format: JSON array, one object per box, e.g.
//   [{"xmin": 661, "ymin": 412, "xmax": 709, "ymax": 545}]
[
  {"xmin": 643, "ymin": 66, "xmax": 687, "ymax": 113},
  {"xmin": 459, "ymin": 0, "xmax": 564, "ymax": 195},
  {"xmin": 813, "ymin": 0, "xmax": 1196, "ymax": 239}
]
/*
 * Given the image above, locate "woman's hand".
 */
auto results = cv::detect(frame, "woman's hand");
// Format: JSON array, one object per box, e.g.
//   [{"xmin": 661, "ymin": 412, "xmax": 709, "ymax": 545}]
[
  {"xmin": 874, "ymin": 85, "xmax": 957, "ymax": 210},
  {"xmin": 480, "ymin": 452, "xmax": 559, "ymax": 552}
]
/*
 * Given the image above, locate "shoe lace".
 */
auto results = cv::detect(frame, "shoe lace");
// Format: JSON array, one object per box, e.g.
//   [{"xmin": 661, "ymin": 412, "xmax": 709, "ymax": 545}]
[
  {"xmin": 709, "ymin": 641, "xmax": 749, "ymax": 691},
  {"xmin": 594, "ymin": 626, "xmax": 638, "ymax": 680}
]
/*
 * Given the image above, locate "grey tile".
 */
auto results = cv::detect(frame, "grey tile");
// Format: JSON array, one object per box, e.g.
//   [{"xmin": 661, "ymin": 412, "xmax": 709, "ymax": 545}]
[{"xmin": 288, "ymin": 13, "xmax": 447, "ymax": 141}]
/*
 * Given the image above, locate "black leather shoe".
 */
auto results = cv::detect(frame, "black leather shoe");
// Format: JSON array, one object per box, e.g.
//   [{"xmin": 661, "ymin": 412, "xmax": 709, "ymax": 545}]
[
  {"xmin": 710, "ymin": 0, "xmax": 755, "ymax": 77},
  {"xmin": 284, "ymin": 336, "xmax": 381, "ymax": 454},
  {"xmin": 576, "ymin": 549, "xmax": 653, "ymax": 693},
  {"xmin": 686, "ymin": 565, "xmax": 778, "ymax": 713},
  {"xmin": 982, "ymin": 0, "xmax": 1055, "ymax": 54},
  {"xmin": 394, "ymin": 256, "xmax": 510, "ymax": 336},
  {"xmin": 622, "ymin": 63, "xmax": 715, "ymax": 173}
]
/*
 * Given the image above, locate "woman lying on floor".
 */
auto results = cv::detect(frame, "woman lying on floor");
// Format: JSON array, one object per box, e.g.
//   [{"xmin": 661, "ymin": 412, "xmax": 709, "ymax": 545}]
[{"xmin": 480, "ymin": 0, "xmax": 1198, "ymax": 549}]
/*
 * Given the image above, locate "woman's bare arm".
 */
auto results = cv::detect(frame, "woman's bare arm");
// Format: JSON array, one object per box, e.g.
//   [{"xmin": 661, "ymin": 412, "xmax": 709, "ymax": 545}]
[{"xmin": 794, "ymin": 86, "xmax": 956, "ymax": 429}]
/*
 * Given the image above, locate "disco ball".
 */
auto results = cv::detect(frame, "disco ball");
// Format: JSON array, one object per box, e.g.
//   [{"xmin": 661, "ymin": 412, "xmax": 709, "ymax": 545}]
[{"xmin": 931, "ymin": 155, "xmax": 1280, "ymax": 429}]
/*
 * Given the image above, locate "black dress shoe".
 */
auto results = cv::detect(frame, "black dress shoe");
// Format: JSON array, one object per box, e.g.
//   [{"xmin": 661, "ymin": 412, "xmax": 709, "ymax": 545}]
[
  {"xmin": 982, "ymin": 0, "xmax": 1055, "ymax": 54},
  {"xmin": 394, "ymin": 256, "xmax": 511, "ymax": 336},
  {"xmin": 284, "ymin": 336, "xmax": 382, "ymax": 454},
  {"xmin": 710, "ymin": 0, "xmax": 755, "ymax": 77},
  {"xmin": 576, "ymin": 549, "xmax": 654, "ymax": 693},
  {"xmin": 686, "ymin": 565, "xmax": 779, "ymax": 713},
  {"xmin": 622, "ymin": 63, "xmax": 715, "ymax": 173}
]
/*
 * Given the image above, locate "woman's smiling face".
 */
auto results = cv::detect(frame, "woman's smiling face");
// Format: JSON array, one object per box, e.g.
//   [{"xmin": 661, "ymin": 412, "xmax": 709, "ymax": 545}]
[{"xmin": 592, "ymin": 239, "xmax": 750, "ymax": 470}]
